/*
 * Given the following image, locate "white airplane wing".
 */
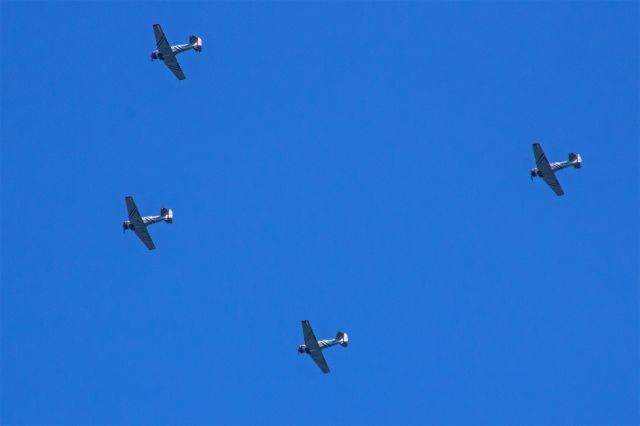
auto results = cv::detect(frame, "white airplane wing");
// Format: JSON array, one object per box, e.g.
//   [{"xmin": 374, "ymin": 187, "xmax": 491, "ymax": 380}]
[
  {"xmin": 153, "ymin": 24, "xmax": 173, "ymax": 56},
  {"xmin": 125, "ymin": 196, "xmax": 156, "ymax": 250},
  {"xmin": 134, "ymin": 227, "xmax": 156, "ymax": 250},
  {"xmin": 302, "ymin": 320, "xmax": 330, "ymax": 373},
  {"xmin": 542, "ymin": 171, "xmax": 564, "ymax": 196},
  {"xmin": 152, "ymin": 24, "xmax": 186, "ymax": 80},
  {"xmin": 310, "ymin": 351, "xmax": 330, "ymax": 374},
  {"xmin": 302, "ymin": 320, "xmax": 320, "ymax": 350},
  {"xmin": 125, "ymin": 196, "xmax": 144, "ymax": 226},
  {"xmin": 163, "ymin": 56, "xmax": 186, "ymax": 80},
  {"xmin": 533, "ymin": 143, "xmax": 564, "ymax": 196}
]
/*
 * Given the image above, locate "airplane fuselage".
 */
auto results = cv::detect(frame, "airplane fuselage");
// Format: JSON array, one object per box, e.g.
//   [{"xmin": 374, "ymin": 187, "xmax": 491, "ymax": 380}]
[
  {"xmin": 531, "ymin": 157, "xmax": 580, "ymax": 178},
  {"xmin": 151, "ymin": 44, "xmax": 197, "ymax": 61},
  {"xmin": 122, "ymin": 215, "xmax": 164, "ymax": 231},
  {"xmin": 298, "ymin": 338, "xmax": 341, "ymax": 354},
  {"xmin": 151, "ymin": 43, "xmax": 198, "ymax": 61}
]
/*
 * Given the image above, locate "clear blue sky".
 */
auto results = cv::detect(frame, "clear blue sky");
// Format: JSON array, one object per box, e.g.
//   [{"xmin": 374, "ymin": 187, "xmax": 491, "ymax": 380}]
[{"xmin": 1, "ymin": 2, "xmax": 638, "ymax": 425}]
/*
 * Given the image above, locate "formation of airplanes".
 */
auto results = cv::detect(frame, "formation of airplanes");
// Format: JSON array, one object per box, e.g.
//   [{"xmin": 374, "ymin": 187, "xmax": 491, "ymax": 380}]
[{"xmin": 120, "ymin": 24, "xmax": 586, "ymax": 373}]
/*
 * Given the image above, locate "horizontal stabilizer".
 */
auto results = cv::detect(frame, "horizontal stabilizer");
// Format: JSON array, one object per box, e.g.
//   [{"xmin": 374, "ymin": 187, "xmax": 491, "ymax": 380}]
[
  {"xmin": 336, "ymin": 331, "xmax": 349, "ymax": 347},
  {"xmin": 568, "ymin": 152, "xmax": 582, "ymax": 168},
  {"xmin": 189, "ymin": 35, "xmax": 202, "ymax": 52},
  {"xmin": 161, "ymin": 208, "xmax": 173, "ymax": 223}
]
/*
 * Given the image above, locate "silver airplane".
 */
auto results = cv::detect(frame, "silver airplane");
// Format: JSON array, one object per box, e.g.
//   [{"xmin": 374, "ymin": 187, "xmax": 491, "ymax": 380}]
[
  {"xmin": 531, "ymin": 143, "xmax": 582, "ymax": 196},
  {"xmin": 151, "ymin": 24, "xmax": 202, "ymax": 80},
  {"xmin": 298, "ymin": 320, "xmax": 348, "ymax": 373},
  {"xmin": 122, "ymin": 196, "xmax": 173, "ymax": 250}
]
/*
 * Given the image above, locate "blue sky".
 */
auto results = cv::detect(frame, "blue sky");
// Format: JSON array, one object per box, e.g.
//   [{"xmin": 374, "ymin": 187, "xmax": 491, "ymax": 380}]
[{"xmin": 1, "ymin": 2, "xmax": 638, "ymax": 425}]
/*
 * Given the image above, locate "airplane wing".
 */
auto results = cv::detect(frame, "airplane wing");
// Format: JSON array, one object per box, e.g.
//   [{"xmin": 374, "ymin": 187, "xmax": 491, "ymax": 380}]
[
  {"xmin": 134, "ymin": 226, "xmax": 156, "ymax": 250},
  {"xmin": 125, "ymin": 196, "xmax": 144, "ymax": 226},
  {"xmin": 301, "ymin": 320, "xmax": 330, "ymax": 373},
  {"xmin": 163, "ymin": 56, "xmax": 186, "ymax": 80},
  {"xmin": 533, "ymin": 143, "xmax": 564, "ymax": 196},
  {"xmin": 153, "ymin": 24, "xmax": 173, "ymax": 56},
  {"xmin": 541, "ymin": 170, "xmax": 564, "ymax": 196},
  {"xmin": 125, "ymin": 196, "xmax": 156, "ymax": 250},
  {"xmin": 310, "ymin": 350, "xmax": 330, "ymax": 374},
  {"xmin": 302, "ymin": 320, "xmax": 320, "ymax": 350}
]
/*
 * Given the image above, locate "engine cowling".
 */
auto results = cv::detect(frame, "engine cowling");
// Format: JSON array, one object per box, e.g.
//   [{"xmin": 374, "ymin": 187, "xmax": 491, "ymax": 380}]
[
  {"xmin": 530, "ymin": 168, "xmax": 537, "ymax": 178},
  {"xmin": 298, "ymin": 345, "xmax": 305, "ymax": 354},
  {"xmin": 150, "ymin": 51, "xmax": 159, "ymax": 60},
  {"xmin": 122, "ymin": 221, "xmax": 130, "ymax": 231}
]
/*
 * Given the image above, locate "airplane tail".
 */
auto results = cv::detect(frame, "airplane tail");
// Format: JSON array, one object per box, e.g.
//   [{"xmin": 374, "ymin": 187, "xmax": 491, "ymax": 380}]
[
  {"xmin": 568, "ymin": 153, "xmax": 582, "ymax": 168},
  {"xmin": 189, "ymin": 35, "xmax": 203, "ymax": 52},
  {"xmin": 161, "ymin": 208, "xmax": 173, "ymax": 223},
  {"xmin": 336, "ymin": 331, "xmax": 349, "ymax": 347}
]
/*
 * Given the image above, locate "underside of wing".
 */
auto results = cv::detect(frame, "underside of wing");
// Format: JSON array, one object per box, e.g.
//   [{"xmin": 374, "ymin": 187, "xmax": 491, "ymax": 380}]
[
  {"xmin": 153, "ymin": 24, "xmax": 172, "ymax": 56},
  {"xmin": 532, "ymin": 144, "xmax": 564, "ymax": 196},
  {"xmin": 302, "ymin": 320, "xmax": 320, "ymax": 350},
  {"xmin": 125, "ymin": 196, "xmax": 144, "ymax": 226},
  {"xmin": 163, "ymin": 56, "xmax": 186, "ymax": 80},
  {"xmin": 134, "ymin": 226, "xmax": 156, "ymax": 250},
  {"xmin": 532, "ymin": 143, "xmax": 550, "ymax": 171},
  {"xmin": 310, "ymin": 351, "xmax": 330, "ymax": 373},
  {"xmin": 543, "ymin": 173, "xmax": 565, "ymax": 196}
]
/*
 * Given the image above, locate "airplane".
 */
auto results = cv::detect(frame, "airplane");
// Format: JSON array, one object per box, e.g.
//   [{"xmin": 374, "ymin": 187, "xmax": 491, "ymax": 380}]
[
  {"xmin": 531, "ymin": 143, "xmax": 582, "ymax": 196},
  {"xmin": 122, "ymin": 196, "xmax": 173, "ymax": 250},
  {"xmin": 298, "ymin": 320, "xmax": 348, "ymax": 373},
  {"xmin": 151, "ymin": 24, "xmax": 202, "ymax": 80}
]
